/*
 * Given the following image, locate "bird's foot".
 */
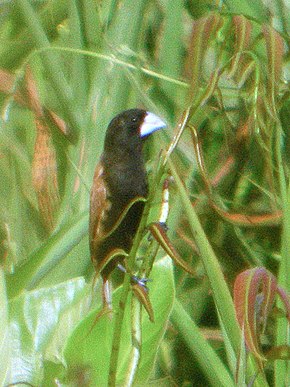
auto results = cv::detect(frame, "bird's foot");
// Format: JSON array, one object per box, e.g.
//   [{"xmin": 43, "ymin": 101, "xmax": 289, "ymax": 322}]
[
  {"xmin": 130, "ymin": 275, "xmax": 151, "ymax": 292},
  {"xmin": 117, "ymin": 264, "xmax": 151, "ymax": 292}
]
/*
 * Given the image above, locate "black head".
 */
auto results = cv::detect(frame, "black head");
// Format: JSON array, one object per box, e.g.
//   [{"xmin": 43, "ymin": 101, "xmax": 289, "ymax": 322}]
[{"xmin": 104, "ymin": 109, "xmax": 165, "ymax": 153}]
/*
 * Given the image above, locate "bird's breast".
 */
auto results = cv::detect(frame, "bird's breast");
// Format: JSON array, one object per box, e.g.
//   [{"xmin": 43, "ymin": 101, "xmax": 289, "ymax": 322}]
[{"xmin": 104, "ymin": 155, "xmax": 148, "ymax": 201}]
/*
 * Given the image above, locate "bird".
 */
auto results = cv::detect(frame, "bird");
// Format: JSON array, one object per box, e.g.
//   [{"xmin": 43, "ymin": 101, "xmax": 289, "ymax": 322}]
[{"xmin": 89, "ymin": 108, "xmax": 166, "ymax": 311}]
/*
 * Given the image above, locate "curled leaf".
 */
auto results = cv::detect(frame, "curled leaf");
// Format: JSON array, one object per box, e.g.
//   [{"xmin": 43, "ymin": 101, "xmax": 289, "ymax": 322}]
[
  {"xmin": 211, "ymin": 203, "xmax": 282, "ymax": 227},
  {"xmin": 262, "ymin": 25, "xmax": 284, "ymax": 116},
  {"xmin": 228, "ymin": 15, "xmax": 252, "ymax": 80},
  {"xmin": 185, "ymin": 14, "xmax": 223, "ymax": 100},
  {"xmin": 149, "ymin": 222, "xmax": 195, "ymax": 275},
  {"xmin": 132, "ymin": 283, "xmax": 154, "ymax": 322},
  {"xmin": 234, "ymin": 267, "xmax": 290, "ymax": 361}
]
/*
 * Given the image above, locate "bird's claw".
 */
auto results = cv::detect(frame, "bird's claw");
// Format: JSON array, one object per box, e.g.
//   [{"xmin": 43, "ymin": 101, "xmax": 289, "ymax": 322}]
[
  {"xmin": 158, "ymin": 221, "xmax": 169, "ymax": 232},
  {"xmin": 131, "ymin": 275, "xmax": 151, "ymax": 292},
  {"xmin": 117, "ymin": 264, "xmax": 151, "ymax": 292}
]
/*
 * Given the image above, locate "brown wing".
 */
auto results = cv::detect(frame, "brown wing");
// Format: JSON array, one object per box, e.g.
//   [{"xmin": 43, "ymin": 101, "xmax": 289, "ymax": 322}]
[
  {"xmin": 89, "ymin": 161, "xmax": 111, "ymax": 261},
  {"xmin": 89, "ymin": 161, "xmax": 146, "ymax": 277}
]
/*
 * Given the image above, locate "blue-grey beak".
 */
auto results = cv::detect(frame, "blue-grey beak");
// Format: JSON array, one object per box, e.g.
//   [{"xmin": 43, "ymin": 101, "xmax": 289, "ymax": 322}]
[{"xmin": 140, "ymin": 112, "xmax": 166, "ymax": 138}]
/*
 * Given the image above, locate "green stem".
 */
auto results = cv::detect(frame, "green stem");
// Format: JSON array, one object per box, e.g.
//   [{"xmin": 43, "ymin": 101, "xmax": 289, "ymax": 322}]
[
  {"xmin": 169, "ymin": 158, "xmax": 241, "ymax": 349},
  {"xmin": 108, "ymin": 146, "xmax": 169, "ymax": 385},
  {"xmin": 172, "ymin": 299, "xmax": 235, "ymax": 387},
  {"xmin": 30, "ymin": 46, "xmax": 189, "ymax": 89},
  {"xmin": 168, "ymin": 158, "xmax": 268, "ymax": 386},
  {"xmin": 274, "ymin": 122, "xmax": 290, "ymax": 386},
  {"xmin": 107, "ymin": 182, "xmax": 157, "ymax": 385},
  {"xmin": 108, "ymin": 275, "xmax": 131, "ymax": 387},
  {"xmin": 124, "ymin": 296, "xmax": 142, "ymax": 386}
]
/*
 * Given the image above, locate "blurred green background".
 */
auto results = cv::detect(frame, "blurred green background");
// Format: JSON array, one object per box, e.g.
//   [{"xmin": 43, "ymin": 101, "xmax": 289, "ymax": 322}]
[{"xmin": 0, "ymin": 0, "xmax": 289, "ymax": 386}]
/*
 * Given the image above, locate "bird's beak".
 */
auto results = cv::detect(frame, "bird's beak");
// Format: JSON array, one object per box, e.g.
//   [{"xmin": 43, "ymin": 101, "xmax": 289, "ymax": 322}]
[{"xmin": 140, "ymin": 112, "xmax": 166, "ymax": 138}]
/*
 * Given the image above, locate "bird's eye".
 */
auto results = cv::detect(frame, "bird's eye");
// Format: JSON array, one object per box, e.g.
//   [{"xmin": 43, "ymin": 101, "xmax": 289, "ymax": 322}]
[{"xmin": 131, "ymin": 117, "xmax": 137, "ymax": 123}]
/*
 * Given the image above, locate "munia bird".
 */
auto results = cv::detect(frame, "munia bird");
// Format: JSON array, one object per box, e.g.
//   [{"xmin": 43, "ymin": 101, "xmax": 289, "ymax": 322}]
[{"xmin": 89, "ymin": 109, "xmax": 166, "ymax": 310}]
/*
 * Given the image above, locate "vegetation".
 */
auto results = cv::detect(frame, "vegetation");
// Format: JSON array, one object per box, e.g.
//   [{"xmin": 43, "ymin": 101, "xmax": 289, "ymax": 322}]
[{"xmin": 0, "ymin": 0, "xmax": 289, "ymax": 386}]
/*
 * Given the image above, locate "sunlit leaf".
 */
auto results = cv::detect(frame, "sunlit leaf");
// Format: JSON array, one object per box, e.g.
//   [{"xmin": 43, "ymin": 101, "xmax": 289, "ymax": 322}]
[
  {"xmin": 235, "ymin": 59, "xmax": 256, "ymax": 88},
  {"xmin": 63, "ymin": 256, "xmax": 175, "ymax": 385},
  {"xmin": 47, "ymin": 109, "xmax": 70, "ymax": 137},
  {"xmin": 6, "ymin": 211, "xmax": 88, "ymax": 298},
  {"xmin": 222, "ymin": 0, "xmax": 270, "ymax": 22},
  {"xmin": 190, "ymin": 125, "xmax": 211, "ymax": 193},
  {"xmin": 0, "ymin": 269, "xmax": 10, "ymax": 386},
  {"xmin": 6, "ymin": 278, "xmax": 88, "ymax": 386},
  {"xmin": 276, "ymin": 287, "xmax": 290, "ymax": 323}
]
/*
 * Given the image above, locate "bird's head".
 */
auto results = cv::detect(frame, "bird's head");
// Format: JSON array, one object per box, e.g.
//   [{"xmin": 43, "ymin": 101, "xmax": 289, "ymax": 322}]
[{"xmin": 104, "ymin": 109, "xmax": 166, "ymax": 153}]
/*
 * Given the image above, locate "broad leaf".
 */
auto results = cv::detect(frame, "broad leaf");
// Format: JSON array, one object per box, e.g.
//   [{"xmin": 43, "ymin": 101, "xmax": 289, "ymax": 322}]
[
  {"xmin": 0, "ymin": 269, "xmax": 10, "ymax": 385},
  {"xmin": 63, "ymin": 256, "xmax": 175, "ymax": 385},
  {"xmin": 6, "ymin": 277, "xmax": 88, "ymax": 386}
]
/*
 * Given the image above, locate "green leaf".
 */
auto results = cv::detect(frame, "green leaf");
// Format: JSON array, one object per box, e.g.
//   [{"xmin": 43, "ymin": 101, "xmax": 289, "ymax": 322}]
[
  {"xmin": 6, "ymin": 211, "xmax": 88, "ymax": 298},
  {"xmin": 168, "ymin": 158, "xmax": 241, "ymax": 353},
  {"xmin": 6, "ymin": 277, "xmax": 88, "ymax": 386},
  {"xmin": 63, "ymin": 256, "xmax": 175, "ymax": 385},
  {"xmin": 0, "ymin": 269, "xmax": 10, "ymax": 386},
  {"xmin": 171, "ymin": 300, "xmax": 235, "ymax": 387},
  {"xmin": 223, "ymin": 0, "xmax": 270, "ymax": 23}
]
